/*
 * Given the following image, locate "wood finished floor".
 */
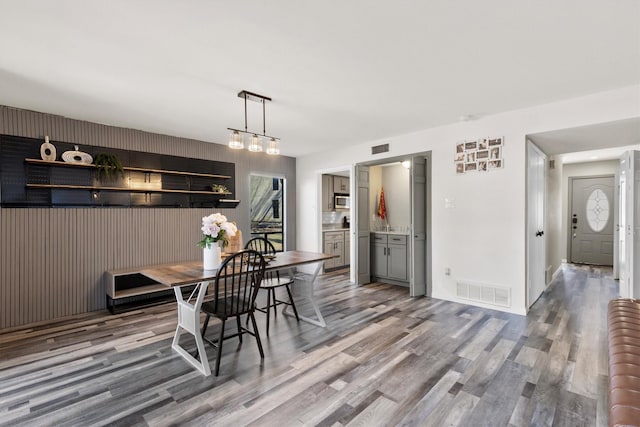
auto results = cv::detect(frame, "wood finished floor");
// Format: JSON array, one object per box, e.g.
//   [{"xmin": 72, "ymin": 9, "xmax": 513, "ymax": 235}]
[{"xmin": 0, "ymin": 264, "xmax": 617, "ymax": 426}]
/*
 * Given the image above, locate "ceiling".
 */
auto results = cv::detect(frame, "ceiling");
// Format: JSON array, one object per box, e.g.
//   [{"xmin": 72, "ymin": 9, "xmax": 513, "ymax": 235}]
[
  {"xmin": 529, "ymin": 117, "xmax": 640, "ymax": 163},
  {"xmin": 0, "ymin": 1, "xmax": 638, "ymax": 157}
]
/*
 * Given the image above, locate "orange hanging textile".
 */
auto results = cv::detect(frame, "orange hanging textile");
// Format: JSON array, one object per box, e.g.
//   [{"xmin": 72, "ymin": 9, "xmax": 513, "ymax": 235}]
[{"xmin": 377, "ymin": 187, "xmax": 386, "ymax": 220}]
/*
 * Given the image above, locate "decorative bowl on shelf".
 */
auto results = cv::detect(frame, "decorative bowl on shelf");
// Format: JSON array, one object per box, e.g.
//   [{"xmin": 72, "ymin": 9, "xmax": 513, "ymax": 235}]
[{"xmin": 62, "ymin": 145, "xmax": 93, "ymax": 164}]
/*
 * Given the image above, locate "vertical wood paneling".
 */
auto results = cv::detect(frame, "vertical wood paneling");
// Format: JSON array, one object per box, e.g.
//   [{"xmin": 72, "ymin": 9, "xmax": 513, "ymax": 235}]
[{"xmin": 0, "ymin": 105, "xmax": 296, "ymax": 329}]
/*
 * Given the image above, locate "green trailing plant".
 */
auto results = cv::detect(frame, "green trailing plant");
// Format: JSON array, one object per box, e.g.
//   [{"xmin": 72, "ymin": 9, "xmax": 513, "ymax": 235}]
[{"xmin": 93, "ymin": 153, "xmax": 124, "ymax": 181}]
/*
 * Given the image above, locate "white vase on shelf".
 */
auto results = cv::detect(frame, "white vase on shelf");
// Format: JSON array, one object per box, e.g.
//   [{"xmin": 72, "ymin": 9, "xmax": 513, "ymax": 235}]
[
  {"xmin": 40, "ymin": 136, "xmax": 57, "ymax": 161},
  {"xmin": 203, "ymin": 242, "xmax": 222, "ymax": 270}
]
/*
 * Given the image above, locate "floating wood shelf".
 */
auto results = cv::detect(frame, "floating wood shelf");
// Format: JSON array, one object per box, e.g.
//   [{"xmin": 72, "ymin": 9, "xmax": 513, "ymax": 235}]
[
  {"xmin": 26, "ymin": 183, "xmax": 232, "ymax": 195},
  {"xmin": 25, "ymin": 158, "xmax": 231, "ymax": 179},
  {"xmin": 215, "ymin": 199, "xmax": 241, "ymax": 208}
]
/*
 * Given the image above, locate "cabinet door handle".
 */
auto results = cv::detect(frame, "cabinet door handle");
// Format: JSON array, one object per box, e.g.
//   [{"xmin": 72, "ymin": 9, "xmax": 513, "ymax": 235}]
[
  {"xmin": 387, "ymin": 247, "xmax": 391, "ymax": 256},
  {"xmin": 383, "ymin": 247, "xmax": 386, "ymax": 255}
]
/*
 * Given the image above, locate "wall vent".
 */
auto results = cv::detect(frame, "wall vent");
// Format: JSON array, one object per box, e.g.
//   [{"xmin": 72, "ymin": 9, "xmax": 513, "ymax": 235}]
[
  {"xmin": 549, "ymin": 159, "xmax": 555, "ymax": 169},
  {"xmin": 371, "ymin": 143, "xmax": 389, "ymax": 155},
  {"xmin": 456, "ymin": 280, "xmax": 511, "ymax": 308}
]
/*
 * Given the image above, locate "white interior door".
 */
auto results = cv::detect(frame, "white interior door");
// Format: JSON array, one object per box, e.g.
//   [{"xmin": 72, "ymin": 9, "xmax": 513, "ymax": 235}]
[
  {"xmin": 527, "ymin": 142, "xmax": 547, "ymax": 308},
  {"xmin": 618, "ymin": 159, "xmax": 628, "ymax": 296},
  {"xmin": 354, "ymin": 165, "xmax": 370, "ymax": 285}
]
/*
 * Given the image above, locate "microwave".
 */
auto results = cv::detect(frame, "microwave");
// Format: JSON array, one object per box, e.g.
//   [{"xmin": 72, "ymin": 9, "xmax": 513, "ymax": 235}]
[{"xmin": 334, "ymin": 194, "xmax": 350, "ymax": 209}]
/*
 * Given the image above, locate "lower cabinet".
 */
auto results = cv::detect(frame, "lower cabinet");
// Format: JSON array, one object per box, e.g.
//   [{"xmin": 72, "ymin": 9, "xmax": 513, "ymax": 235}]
[
  {"xmin": 323, "ymin": 230, "xmax": 350, "ymax": 271},
  {"xmin": 371, "ymin": 233, "xmax": 408, "ymax": 283}
]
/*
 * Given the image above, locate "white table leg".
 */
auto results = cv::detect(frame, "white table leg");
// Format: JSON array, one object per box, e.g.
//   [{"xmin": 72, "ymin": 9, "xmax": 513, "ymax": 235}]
[
  {"xmin": 171, "ymin": 282, "xmax": 211, "ymax": 376},
  {"xmin": 282, "ymin": 262, "xmax": 326, "ymax": 327}
]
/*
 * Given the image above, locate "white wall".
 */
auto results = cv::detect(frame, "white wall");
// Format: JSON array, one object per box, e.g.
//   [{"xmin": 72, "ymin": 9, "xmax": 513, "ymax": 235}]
[
  {"xmin": 382, "ymin": 164, "xmax": 411, "ymax": 229},
  {"xmin": 297, "ymin": 85, "xmax": 640, "ymax": 316},
  {"xmin": 369, "ymin": 165, "xmax": 382, "ymax": 227},
  {"xmin": 369, "ymin": 164, "xmax": 411, "ymax": 230}
]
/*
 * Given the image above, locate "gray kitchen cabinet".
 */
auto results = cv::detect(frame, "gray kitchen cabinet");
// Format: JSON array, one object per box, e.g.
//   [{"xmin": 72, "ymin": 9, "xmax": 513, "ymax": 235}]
[
  {"xmin": 324, "ymin": 230, "xmax": 344, "ymax": 270},
  {"xmin": 371, "ymin": 233, "xmax": 408, "ymax": 284},
  {"xmin": 333, "ymin": 176, "xmax": 350, "ymax": 193},
  {"xmin": 322, "ymin": 174, "xmax": 334, "ymax": 211},
  {"xmin": 387, "ymin": 235, "xmax": 408, "ymax": 281},
  {"xmin": 323, "ymin": 230, "xmax": 351, "ymax": 271},
  {"xmin": 344, "ymin": 231, "xmax": 351, "ymax": 266}
]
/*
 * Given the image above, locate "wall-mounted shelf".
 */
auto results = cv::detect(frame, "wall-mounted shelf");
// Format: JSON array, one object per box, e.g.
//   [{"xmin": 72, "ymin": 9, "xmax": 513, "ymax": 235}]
[
  {"xmin": 26, "ymin": 183, "xmax": 232, "ymax": 196},
  {"xmin": 215, "ymin": 199, "xmax": 241, "ymax": 208},
  {"xmin": 1, "ymin": 134, "xmax": 238, "ymax": 208},
  {"xmin": 24, "ymin": 158, "xmax": 231, "ymax": 179}
]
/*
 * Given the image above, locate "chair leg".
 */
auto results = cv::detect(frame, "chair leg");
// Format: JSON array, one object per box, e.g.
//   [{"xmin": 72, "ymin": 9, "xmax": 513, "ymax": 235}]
[
  {"xmin": 271, "ymin": 288, "xmax": 278, "ymax": 318},
  {"xmin": 265, "ymin": 288, "xmax": 271, "ymax": 336},
  {"xmin": 236, "ymin": 316, "xmax": 243, "ymax": 343},
  {"xmin": 285, "ymin": 285, "xmax": 300, "ymax": 321},
  {"xmin": 249, "ymin": 312, "xmax": 265, "ymax": 359},
  {"xmin": 215, "ymin": 319, "xmax": 226, "ymax": 376}
]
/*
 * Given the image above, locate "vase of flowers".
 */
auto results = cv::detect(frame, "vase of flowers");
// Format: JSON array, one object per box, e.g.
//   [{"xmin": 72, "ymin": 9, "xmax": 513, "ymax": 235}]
[{"xmin": 198, "ymin": 213, "xmax": 237, "ymax": 270}]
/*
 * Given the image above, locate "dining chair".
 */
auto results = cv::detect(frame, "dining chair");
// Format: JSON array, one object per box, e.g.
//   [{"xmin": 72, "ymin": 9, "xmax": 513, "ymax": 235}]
[
  {"xmin": 244, "ymin": 237, "xmax": 300, "ymax": 335},
  {"xmin": 200, "ymin": 249, "xmax": 266, "ymax": 376}
]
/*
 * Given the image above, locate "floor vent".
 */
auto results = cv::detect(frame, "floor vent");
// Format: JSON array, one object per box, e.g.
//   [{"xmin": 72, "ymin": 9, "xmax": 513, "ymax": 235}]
[{"xmin": 456, "ymin": 281, "xmax": 511, "ymax": 308}]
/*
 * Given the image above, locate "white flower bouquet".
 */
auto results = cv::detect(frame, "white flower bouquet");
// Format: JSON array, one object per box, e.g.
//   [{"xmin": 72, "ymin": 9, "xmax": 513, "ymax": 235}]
[{"xmin": 197, "ymin": 213, "xmax": 237, "ymax": 249}]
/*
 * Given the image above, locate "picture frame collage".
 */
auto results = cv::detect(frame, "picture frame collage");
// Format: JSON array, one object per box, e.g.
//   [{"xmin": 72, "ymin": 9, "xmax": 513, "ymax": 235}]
[{"xmin": 455, "ymin": 137, "xmax": 504, "ymax": 174}]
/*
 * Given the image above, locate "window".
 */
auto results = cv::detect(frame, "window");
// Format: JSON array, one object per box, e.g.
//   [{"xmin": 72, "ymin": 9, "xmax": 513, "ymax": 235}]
[{"xmin": 250, "ymin": 174, "xmax": 285, "ymax": 251}]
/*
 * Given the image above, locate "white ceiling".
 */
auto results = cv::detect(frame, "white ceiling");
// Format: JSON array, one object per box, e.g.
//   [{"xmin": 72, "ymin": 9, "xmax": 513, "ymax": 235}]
[
  {"xmin": 528, "ymin": 117, "xmax": 640, "ymax": 163},
  {"xmin": 0, "ymin": 1, "xmax": 638, "ymax": 157}
]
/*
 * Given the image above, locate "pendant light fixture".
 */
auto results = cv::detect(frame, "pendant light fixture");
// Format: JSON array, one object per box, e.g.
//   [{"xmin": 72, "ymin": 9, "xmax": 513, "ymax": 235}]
[{"xmin": 227, "ymin": 90, "xmax": 280, "ymax": 155}]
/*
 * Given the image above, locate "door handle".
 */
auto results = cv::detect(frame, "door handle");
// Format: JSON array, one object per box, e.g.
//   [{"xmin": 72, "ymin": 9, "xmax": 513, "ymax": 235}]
[
  {"xmin": 383, "ymin": 247, "xmax": 386, "ymax": 255},
  {"xmin": 535, "ymin": 230, "xmax": 544, "ymax": 237}
]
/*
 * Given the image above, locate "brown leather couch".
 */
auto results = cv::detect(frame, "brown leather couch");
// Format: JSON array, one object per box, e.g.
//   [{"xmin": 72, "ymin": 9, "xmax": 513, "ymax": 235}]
[{"xmin": 608, "ymin": 298, "xmax": 640, "ymax": 427}]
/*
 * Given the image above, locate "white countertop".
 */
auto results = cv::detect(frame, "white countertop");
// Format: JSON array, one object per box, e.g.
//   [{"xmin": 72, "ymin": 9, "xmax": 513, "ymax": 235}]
[
  {"xmin": 322, "ymin": 225, "xmax": 350, "ymax": 232},
  {"xmin": 370, "ymin": 230, "xmax": 410, "ymax": 235}
]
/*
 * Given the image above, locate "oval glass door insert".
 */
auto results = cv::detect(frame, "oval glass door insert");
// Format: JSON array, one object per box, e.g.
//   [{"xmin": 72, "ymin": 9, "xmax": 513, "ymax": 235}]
[{"xmin": 585, "ymin": 189, "xmax": 609, "ymax": 232}]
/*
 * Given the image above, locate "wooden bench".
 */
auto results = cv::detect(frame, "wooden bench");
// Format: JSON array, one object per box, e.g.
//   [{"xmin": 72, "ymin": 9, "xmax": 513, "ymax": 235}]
[
  {"xmin": 607, "ymin": 298, "xmax": 640, "ymax": 427},
  {"xmin": 105, "ymin": 265, "xmax": 191, "ymax": 313},
  {"xmin": 105, "ymin": 231, "xmax": 244, "ymax": 313}
]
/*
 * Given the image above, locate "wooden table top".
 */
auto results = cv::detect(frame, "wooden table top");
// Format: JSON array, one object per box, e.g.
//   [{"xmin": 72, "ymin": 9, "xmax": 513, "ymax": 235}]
[{"xmin": 139, "ymin": 250, "xmax": 336, "ymax": 287}]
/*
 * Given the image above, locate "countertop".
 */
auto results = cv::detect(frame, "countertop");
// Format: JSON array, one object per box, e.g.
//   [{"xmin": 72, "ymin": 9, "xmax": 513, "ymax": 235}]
[
  {"xmin": 322, "ymin": 224, "xmax": 350, "ymax": 232},
  {"xmin": 370, "ymin": 230, "xmax": 410, "ymax": 235}
]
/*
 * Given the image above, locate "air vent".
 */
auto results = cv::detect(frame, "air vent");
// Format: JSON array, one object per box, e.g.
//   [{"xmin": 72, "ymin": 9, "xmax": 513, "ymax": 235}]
[
  {"xmin": 371, "ymin": 144, "xmax": 389, "ymax": 155},
  {"xmin": 549, "ymin": 159, "xmax": 555, "ymax": 170},
  {"xmin": 456, "ymin": 280, "xmax": 511, "ymax": 308}
]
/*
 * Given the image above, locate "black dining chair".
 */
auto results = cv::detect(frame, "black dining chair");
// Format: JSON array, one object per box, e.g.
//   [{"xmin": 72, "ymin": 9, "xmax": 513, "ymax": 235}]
[
  {"xmin": 200, "ymin": 249, "xmax": 266, "ymax": 376},
  {"xmin": 245, "ymin": 237, "xmax": 300, "ymax": 335}
]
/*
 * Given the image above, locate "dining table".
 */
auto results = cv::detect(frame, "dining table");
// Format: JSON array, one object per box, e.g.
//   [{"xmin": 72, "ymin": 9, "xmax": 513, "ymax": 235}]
[{"xmin": 140, "ymin": 250, "xmax": 336, "ymax": 376}]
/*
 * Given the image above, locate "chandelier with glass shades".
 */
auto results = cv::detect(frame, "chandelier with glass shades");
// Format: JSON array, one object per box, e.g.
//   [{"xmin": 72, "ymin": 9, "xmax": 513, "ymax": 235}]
[{"xmin": 227, "ymin": 90, "xmax": 280, "ymax": 155}]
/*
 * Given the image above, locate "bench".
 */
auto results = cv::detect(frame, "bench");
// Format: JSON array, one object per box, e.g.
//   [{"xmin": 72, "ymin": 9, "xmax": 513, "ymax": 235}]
[
  {"xmin": 607, "ymin": 298, "xmax": 640, "ymax": 427},
  {"xmin": 104, "ymin": 231, "xmax": 244, "ymax": 313}
]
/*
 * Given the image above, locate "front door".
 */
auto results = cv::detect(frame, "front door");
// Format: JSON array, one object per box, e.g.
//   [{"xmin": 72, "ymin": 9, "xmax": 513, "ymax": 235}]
[{"xmin": 570, "ymin": 176, "xmax": 614, "ymax": 265}]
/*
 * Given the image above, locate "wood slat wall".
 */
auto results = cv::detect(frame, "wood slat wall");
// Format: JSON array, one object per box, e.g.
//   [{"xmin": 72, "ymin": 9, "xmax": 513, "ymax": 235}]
[{"xmin": 0, "ymin": 105, "xmax": 296, "ymax": 329}]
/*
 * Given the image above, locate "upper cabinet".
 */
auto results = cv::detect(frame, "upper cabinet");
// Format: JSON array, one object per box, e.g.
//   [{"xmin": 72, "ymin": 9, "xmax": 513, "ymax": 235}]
[
  {"xmin": 333, "ymin": 176, "xmax": 350, "ymax": 193},
  {"xmin": 322, "ymin": 174, "xmax": 350, "ymax": 212},
  {"xmin": 322, "ymin": 174, "xmax": 334, "ymax": 211}
]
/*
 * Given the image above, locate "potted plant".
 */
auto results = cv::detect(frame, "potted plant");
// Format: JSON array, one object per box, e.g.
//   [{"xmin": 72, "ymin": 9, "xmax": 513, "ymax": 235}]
[{"xmin": 93, "ymin": 153, "xmax": 124, "ymax": 181}]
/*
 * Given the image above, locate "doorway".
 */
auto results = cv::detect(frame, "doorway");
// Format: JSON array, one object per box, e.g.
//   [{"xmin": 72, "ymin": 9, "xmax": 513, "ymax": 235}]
[
  {"xmin": 568, "ymin": 176, "xmax": 614, "ymax": 265},
  {"xmin": 353, "ymin": 152, "xmax": 431, "ymax": 297}
]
